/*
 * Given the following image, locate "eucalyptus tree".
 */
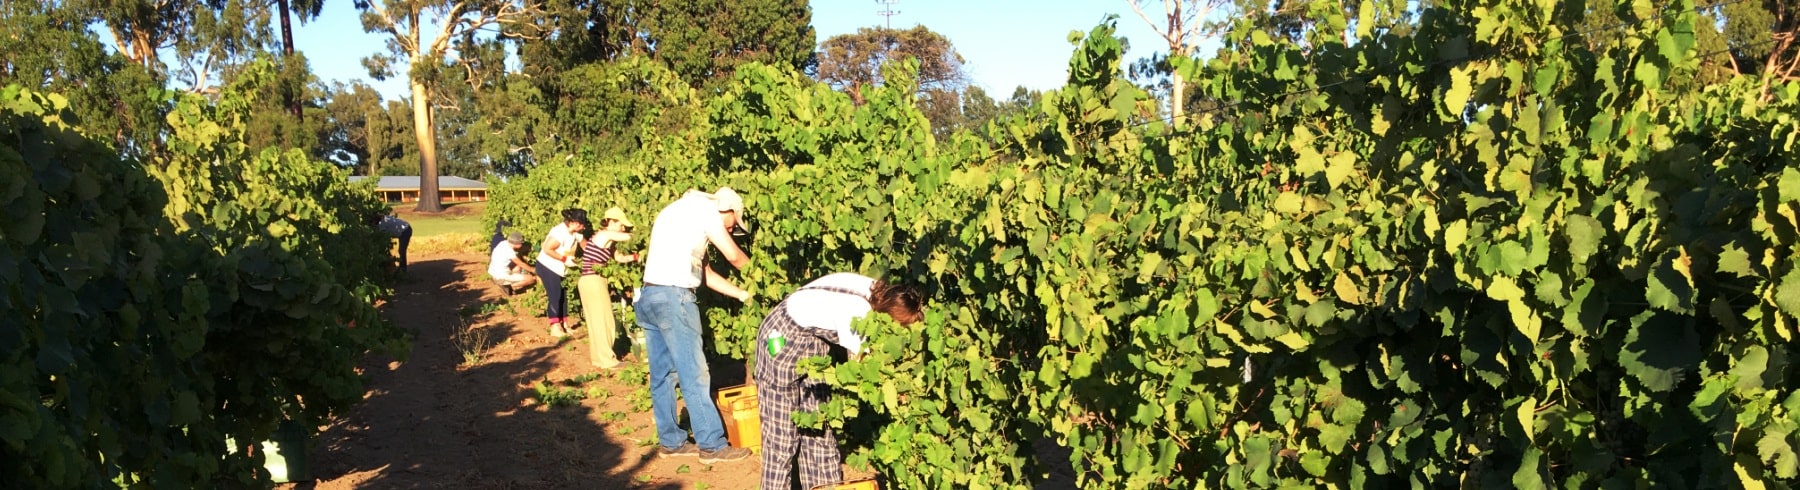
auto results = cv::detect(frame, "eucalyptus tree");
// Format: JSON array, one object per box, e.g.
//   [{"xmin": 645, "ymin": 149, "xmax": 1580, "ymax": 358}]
[
  {"xmin": 0, "ymin": 1, "xmax": 165, "ymax": 156},
  {"xmin": 61, "ymin": 0, "xmax": 273, "ymax": 91},
  {"xmin": 1125, "ymin": 0, "xmax": 1234, "ymax": 126},
  {"xmin": 816, "ymin": 25, "xmax": 967, "ymax": 105},
  {"xmin": 271, "ymin": 0, "xmax": 326, "ymax": 117},
  {"xmin": 510, "ymin": 0, "xmax": 812, "ymax": 160},
  {"xmin": 817, "ymin": 25, "xmax": 970, "ymax": 138},
  {"xmin": 356, "ymin": 0, "xmax": 542, "ymax": 211}
]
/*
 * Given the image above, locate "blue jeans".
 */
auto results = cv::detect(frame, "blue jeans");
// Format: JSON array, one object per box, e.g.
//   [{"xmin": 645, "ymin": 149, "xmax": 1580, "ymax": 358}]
[{"xmin": 636, "ymin": 285, "xmax": 728, "ymax": 451}]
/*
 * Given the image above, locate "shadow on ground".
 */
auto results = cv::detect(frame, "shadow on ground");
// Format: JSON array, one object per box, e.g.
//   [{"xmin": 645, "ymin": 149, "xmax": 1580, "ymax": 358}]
[{"xmin": 295, "ymin": 257, "xmax": 680, "ymax": 489}]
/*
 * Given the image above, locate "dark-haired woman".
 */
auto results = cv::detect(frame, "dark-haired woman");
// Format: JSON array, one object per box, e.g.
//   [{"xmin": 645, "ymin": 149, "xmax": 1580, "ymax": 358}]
[{"xmin": 535, "ymin": 208, "xmax": 588, "ymax": 338}]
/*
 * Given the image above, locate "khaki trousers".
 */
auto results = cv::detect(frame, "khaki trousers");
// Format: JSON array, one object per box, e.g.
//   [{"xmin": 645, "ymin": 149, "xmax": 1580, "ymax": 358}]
[{"xmin": 577, "ymin": 274, "xmax": 620, "ymax": 367}]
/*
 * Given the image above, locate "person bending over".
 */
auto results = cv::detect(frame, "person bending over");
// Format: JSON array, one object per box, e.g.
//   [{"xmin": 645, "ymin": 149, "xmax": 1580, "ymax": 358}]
[
  {"xmin": 536, "ymin": 208, "xmax": 588, "ymax": 337},
  {"xmin": 577, "ymin": 207, "xmax": 638, "ymax": 368},
  {"xmin": 374, "ymin": 213, "xmax": 412, "ymax": 272},
  {"xmin": 755, "ymin": 273, "xmax": 922, "ymax": 490},
  {"xmin": 636, "ymin": 187, "xmax": 754, "ymax": 463}
]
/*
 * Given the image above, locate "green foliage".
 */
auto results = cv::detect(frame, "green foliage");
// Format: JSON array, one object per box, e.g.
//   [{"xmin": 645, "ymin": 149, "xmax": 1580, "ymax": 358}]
[
  {"xmin": 312, "ymin": 80, "xmax": 427, "ymax": 176},
  {"xmin": 515, "ymin": 0, "xmax": 642, "ymax": 74},
  {"xmin": 237, "ymin": 53, "xmax": 327, "ymax": 156},
  {"xmin": 0, "ymin": 1, "xmax": 168, "ymax": 158},
  {"xmin": 640, "ymin": 0, "xmax": 816, "ymax": 88},
  {"xmin": 57, "ymin": 0, "xmax": 274, "ymax": 87},
  {"xmin": 533, "ymin": 381, "xmax": 588, "ymax": 408},
  {"xmin": 545, "ymin": 56, "xmax": 702, "ymax": 160},
  {"xmin": 515, "ymin": 0, "xmax": 814, "ymax": 161},
  {"xmin": 629, "ymin": 386, "xmax": 653, "ymax": 413},
  {"xmin": 356, "ymin": 0, "xmax": 541, "ymax": 211},
  {"xmin": 491, "ymin": 1, "xmax": 1800, "ymax": 488},
  {"xmin": 0, "ymin": 86, "xmax": 230, "ymax": 487},
  {"xmin": 0, "ymin": 62, "xmax": 407, "ymax": 487},
  {"xmin": 569, "ymin": 372, "xmax": 603, "ymax": 385}
]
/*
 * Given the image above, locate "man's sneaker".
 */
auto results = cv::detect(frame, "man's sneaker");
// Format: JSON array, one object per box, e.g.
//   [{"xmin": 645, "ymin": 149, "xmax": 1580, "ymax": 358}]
[
  {"xmin": 698, "ymin": 445, "xmax": 751, "ymax": 464},
  {"xmin": 656, "ymin": 442, "xmax": 699, "ymax": 458}
]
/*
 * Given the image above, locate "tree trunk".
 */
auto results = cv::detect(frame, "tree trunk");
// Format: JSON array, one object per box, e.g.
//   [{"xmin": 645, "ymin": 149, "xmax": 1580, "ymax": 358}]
[
  {"xmin": 132, "ymin": 30, "xmax": 158, "ymax": 69},
  {"xmin": 1762, "ymin": 34, "xmax": 1797, "ymax": 102},
  {"xmin": 1171, "ymin": 71, "xmax": 1185, "ymax": 126},
  {"xmin": 410, "ymin": 78, "xmax": 444, "ymax": 213},
  {"xmin": 278, "ymin": 0, "xmax": 303, "ymax": 118},
  {"xmin": 278, "ymin": 0, "xmax": 295, "ymax": 56}
]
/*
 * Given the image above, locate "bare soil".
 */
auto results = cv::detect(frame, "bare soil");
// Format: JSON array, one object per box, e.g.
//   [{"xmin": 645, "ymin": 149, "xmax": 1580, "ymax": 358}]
[
  {"xmin": 280, "ymin": 252, "xmax": 1079, "ymax": 490},
  {"xmin": 280, "ymin": 252, "xmax": 784, "ymax": 490}
]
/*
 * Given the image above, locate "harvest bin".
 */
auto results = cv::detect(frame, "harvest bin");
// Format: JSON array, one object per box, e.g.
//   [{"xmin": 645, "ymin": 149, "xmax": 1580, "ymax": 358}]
[{"xmin": 715, "ymin": 384, "xmax": 761, "ymax": 452}]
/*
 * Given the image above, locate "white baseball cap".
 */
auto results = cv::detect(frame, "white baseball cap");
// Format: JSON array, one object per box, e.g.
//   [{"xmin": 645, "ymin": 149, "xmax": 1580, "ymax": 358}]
[{"xmin": 714, "ymin": 187, "xmax": 750, "ymax": 233}]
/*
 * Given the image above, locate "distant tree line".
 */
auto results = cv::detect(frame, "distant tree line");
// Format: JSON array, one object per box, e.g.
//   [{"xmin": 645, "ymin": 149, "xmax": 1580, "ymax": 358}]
[{"xmin": 3, "ymin": 0, "xmax": 1788, "ymax": 209}]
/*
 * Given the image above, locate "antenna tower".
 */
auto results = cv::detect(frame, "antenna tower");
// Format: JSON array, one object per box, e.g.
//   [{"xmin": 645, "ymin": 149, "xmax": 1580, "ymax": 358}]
[{"xmin": 876, "ymin": 0, "xmax": 900, "ymax": 29}]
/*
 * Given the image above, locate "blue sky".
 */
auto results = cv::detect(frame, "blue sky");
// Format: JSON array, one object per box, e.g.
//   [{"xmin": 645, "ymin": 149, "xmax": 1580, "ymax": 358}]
[{"xmin": 292, "ymin": 0, "xmax": 1172, "ymax": 100}]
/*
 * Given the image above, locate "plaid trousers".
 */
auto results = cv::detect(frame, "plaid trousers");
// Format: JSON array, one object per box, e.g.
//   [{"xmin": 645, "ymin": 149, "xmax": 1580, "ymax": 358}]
[{"xmin": 756, "ymin": 303, "xmax": 842, "ymax": 490}]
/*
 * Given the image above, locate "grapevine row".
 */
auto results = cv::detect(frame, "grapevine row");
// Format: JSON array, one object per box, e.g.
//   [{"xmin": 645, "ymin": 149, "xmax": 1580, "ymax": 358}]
[
  {"xmin": 491, "ymin": 0, "xmax": 1800, "ymax": 486},
  {"xmin": 1, "ymin": 62, "xmax": 407, "ymax": 487}
]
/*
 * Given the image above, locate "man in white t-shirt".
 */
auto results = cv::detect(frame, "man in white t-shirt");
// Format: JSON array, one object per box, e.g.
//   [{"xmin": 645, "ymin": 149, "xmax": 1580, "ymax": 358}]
[
  {"xmin": 488, "ymin": 231, "xmax": 536, "ymax": 293},
  {"xmin": 753, "ymin": 273, "xmax": 922, "ymax": 490},
  {"xmin": 636, "ymin": 187, "xmax": 754, "ymax": 464}
]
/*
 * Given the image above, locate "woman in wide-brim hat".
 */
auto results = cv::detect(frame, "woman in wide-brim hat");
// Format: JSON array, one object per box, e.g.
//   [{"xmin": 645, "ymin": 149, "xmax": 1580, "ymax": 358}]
[{"xmin": 576, "ymin": 207, "xmax": 638, "ymax": 368}]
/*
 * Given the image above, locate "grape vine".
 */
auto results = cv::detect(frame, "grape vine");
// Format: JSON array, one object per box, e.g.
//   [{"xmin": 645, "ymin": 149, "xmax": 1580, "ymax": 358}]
[
  {"xmin": 1, "ymin": 60, "xmax": 407, "ymax": 488},
  {"xmin": 491, "ymin": 0, "xmax": 1800, "ymax": 486}
]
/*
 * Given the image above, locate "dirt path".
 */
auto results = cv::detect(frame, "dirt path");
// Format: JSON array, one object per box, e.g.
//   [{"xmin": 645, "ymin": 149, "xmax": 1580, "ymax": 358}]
[{"xmin": 282, "ymin": 252, "xmax": 767, "ymax": 489}]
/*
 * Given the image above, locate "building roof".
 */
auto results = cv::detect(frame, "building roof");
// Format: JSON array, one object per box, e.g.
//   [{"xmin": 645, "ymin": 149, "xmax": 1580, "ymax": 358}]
[{"xmin": 349, "ymin": 176, "xmax": 488, "ymax": 191}]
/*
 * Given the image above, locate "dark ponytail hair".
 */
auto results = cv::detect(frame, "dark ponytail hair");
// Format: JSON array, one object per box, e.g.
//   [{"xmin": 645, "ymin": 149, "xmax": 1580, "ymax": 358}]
[{"xmin": 562, "ymin": 208, "xmax": 588, "ymax": 224}]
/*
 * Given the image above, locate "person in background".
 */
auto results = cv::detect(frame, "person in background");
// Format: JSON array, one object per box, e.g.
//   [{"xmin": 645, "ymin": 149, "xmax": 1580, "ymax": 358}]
[
  {"xmin": 536, "ymin": 208, "xmax": 588, "ymax": 338},
  {"xmin": 375, "ymin": 213, "xmax": 413, "ymax": 272},
  {"xmin": 755, "ymin": 273, "xmax": 922, "ymax": 490},
  {"xmin": 489, "ymin": 231, "xmax": 537, "ymax": 294},
  {"xmin": 488, "ymin": 218, "xmax": 514, "ymax": 250},
  {"xmin": 577, "ymin": 207, "xmax": 638, "ymax": 369},
  {"xmin": 637, "ymin": 187, "xmax": 754, "ymax": 464}
]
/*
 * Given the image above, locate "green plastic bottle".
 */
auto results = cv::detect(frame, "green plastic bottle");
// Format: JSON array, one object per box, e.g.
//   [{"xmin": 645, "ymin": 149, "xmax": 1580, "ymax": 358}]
[{"xmin": 767, "ymin": 330, "xmax": 786, "ymax": 356}]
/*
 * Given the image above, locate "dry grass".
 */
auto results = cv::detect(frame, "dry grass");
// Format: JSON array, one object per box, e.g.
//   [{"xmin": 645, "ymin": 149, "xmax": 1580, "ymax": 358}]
[
  {"xmin": 411, "ymin": 233, "xmax": 488, "ymax": 255},
  {"xmin": 451, "ymin": 317, "xmax": 495, "ymax": 366}
]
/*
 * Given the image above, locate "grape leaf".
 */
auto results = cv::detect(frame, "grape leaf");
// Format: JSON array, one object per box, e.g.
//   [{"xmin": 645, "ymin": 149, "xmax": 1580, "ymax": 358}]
[
  {"xmin": 1619, "ymin": 314, "xmax": 1701, "ymax": 392},
  {"xmin": 1718, "ymin": 245, "xmax": 1754, "ymax": 278},
  {"xmin": 1444, "ymin": 67, "xmax": 1473, "ymax": 120},
  {"xmin": 1446, "ymin": 220, "xmax": 1469, "ymax": 254},
  {"xmin": 1565, "ymin": 215, "xmax": 1603, "ymax": 260}
]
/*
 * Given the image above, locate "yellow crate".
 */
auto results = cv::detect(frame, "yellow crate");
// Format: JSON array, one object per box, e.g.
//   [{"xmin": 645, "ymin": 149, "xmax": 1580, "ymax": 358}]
[
  {"xmin": 715, "ymin": 384, "xmax": 761, "ymax": 451},
  {"xmin": 811, "ymin": 478, "xmax": 878, "ymax": 490},
  {"xmin": 716, "ymin": 384, "xmax": 755, "ymax": 409}
]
